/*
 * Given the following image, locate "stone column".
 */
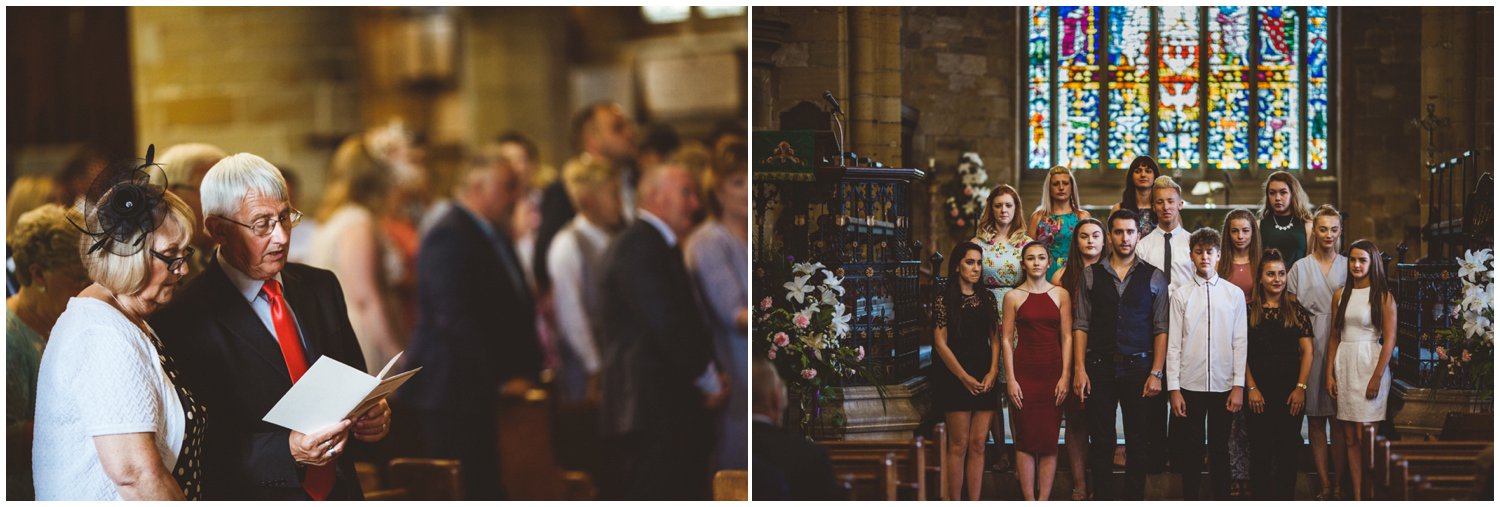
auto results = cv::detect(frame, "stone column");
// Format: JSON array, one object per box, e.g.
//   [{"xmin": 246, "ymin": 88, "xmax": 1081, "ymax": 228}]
[{"xmin": 848, "ymin": 7, "xmax": 903, "ymax": 167}]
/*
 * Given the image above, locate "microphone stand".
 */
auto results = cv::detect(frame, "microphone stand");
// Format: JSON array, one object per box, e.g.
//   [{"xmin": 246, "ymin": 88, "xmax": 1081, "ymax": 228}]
[{"xmin": 830, "ymin": 107, "xmax": 847, "ymax": 168}]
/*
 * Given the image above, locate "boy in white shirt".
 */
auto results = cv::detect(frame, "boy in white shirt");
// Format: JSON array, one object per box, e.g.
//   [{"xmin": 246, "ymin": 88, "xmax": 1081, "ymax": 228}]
[
  {"xmin": 1137, "ymin": 176, "xmax": 1194, "ymax": 294},
  {"xmin": 1165, "ymin": 227, "xmax": 1248, "ymax": 500}
]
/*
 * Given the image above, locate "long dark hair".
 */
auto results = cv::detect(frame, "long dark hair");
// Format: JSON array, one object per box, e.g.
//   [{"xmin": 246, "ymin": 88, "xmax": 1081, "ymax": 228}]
[
  {"xmin": 1335, "ymin": 240, "xmax": 1390, "ymax": 331},
  {"xmin": 942, "ymin": 241, "xmax": 994, "ymax": 334},
  {"xmin": 1120, "ymin": 155, "xmax": 1161, "ymax": 211},
  {"xmin": 1059, "ymin": 217, "xmax": 1106, "ymax": 296},
  {"xmin": 1249, "ymin": 248, "xmax": 1304, "ymax": 329}
]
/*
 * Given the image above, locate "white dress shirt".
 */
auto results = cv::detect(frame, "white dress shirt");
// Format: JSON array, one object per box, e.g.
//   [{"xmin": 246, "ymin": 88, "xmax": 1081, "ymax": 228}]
[
  {"xmin": 547, "ymin": 215, "xmax": 612, "ymax": 374},
  {"xmin": 1166, "ymin": 271, "xmax": 1248, "ymax": 393},
  {"xmin": 1137, "ymin": 221, "xmax": 1195, "ymax": 294},
  {"xmin": 218, "ymin": 250, "xmax": 309, "ymax": 349}
]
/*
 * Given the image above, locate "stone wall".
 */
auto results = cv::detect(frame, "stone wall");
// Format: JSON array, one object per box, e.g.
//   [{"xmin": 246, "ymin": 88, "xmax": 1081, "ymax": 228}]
[
  {"xmin": 131, "ymin": 7, "xmax": 362, "ymax": 209},
  {"xmin": 902, "ymin": 7, "xmax": 1018, "ymax": 261}
]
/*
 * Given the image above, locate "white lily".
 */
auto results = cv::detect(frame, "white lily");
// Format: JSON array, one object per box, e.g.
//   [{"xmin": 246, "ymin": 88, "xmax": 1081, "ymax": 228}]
[
  {"xmin": 784, "ymin": 275, "xmax": 814, "ymax": 303},
  {"xmin": 821, "ymin": 269, "xmax": 846, "ymax": 296},
  {"xmin": 800, "ymin": 330, "xmax": 827, "ymax": 350},
  {"xmin": 1463, "ymin": 311, "xmax": 1491, "ymax": 341},
  {"xmin": 830, "ymin": 303, "xmax": 852, "ymax": 338},
  {"xmin": 1457, "ymin": 249, "xmax": 1492, "ymax": 280},
  {"xmin": 792, "ymin": 261, "xmax": 826, "ymax": 278}
]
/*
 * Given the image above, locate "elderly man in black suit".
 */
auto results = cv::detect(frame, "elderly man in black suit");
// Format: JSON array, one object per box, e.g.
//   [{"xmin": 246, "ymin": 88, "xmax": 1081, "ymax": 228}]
[
  {"xmin": 751, "ymin": 358, "xmax": 840, "ymax": 500},
  {"xmin": 152, "ymin": 153, "xmax": 391, "ymax": 500},
  {"xmin": 399, "ymin": 145, "xmax": 542, "ymax": 500},
  {"xmin": 596, "ymin": 163, "xmax": 715, "ymax": 500}
]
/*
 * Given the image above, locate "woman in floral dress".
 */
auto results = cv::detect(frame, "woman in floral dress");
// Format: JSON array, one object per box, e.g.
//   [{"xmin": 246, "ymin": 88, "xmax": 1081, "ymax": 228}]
[{"xmin": 971, "ymin": 184, "xmax": 1030, "ymax": 474}]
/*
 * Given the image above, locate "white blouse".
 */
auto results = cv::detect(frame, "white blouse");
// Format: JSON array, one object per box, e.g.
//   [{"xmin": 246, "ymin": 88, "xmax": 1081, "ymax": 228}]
[{"xmin": 32, "ymin": 298, "xmax": 185, "ymax": 500}]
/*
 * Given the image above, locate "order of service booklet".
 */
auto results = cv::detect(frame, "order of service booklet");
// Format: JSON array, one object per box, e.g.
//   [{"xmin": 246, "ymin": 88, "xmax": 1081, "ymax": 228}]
[{"xmin": 263, "ymin": 352, "xmax": 420, "ymax": 434}]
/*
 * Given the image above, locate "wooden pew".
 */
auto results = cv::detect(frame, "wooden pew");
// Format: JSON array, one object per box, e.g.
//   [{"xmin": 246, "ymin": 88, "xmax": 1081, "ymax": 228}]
[
  {"xmin": 1387, "ymin": 454, "xmax": 1482, "ymax": 500},
  {"xmin": 824, "ymin": 438, "xmax": 929, "ymax": 500},
  {"xmin": 388, "ymin": 458, "xmax": 465, "ymax": 500},
  {"xmin": 926, "ymin": 423, "xmax": 949, "ymax": 501},
  {"xmin": 1438, "ymin": 412, "xmax": 1493, "ymax": 441},
  {"xmin": 713, "ymin": 470, "xmax": 748, "ymax": 501},
  {"xmin": 1372, "ymin": 437, "xmax": 1489, "ymax": 498}
]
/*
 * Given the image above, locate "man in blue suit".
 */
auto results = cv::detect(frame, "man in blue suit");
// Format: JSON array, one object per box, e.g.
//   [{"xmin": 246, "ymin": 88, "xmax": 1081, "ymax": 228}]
[{"xmin": 400, "ymin": 145, "xmax": 541, "ymax": 500}]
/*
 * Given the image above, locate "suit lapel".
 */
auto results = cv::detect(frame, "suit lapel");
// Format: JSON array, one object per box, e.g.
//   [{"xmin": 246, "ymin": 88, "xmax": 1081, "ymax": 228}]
[
  {"xmin": 279, "ymin": 266, "xmax": 326, "ymax": 362},
  {"xmin": 204, "ymin": 259, "xmax": 292, "ymax": 380}
]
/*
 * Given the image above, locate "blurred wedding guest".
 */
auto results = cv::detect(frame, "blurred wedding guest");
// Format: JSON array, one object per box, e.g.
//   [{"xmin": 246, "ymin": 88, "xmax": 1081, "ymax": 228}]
[
  {"xmin": 497, "ymin": 131, "xmax": 544, "ymax": 289},
  {"xmin": 670, "ymin": 141, "xmax": 716, "ymax": 226},
  {"xmin": 400, "ymin": 146, "xmax": 541, "ymax": 500},
  {"xmin": 546, "ymin": 155, "xmax": 624, "ymax": 475},
  {"xmin": 597, "ymin": 163, "xmax": 713, "ymax": 499},
  {"xmin": 155, "ymin": 142, "xmax": 228, "ymax": 284},
  {"xmin": 684, "ymin": 143, "xmax": 749, "ymax": 472},
  {"xmin": 534, "ymin": 101, "xmax": 638, "ymax": 292},
  {"xmin": 709, "ymin": 118, "xmax": 748, "ymax": 159},
  {"xmin": 152, "ymin": 153, "xmax": 389, "ymax": 500},
  {"xmin": 751, "ymin": 358, "xmax": 839, "ymax": 500},
  {"xmin": 7, "ymin": 204, "xmax": 89, "ymax": 500},
  {"xmin": 7, "ymin": 176, "xmax": 59, "ymax": 296},
  {"xmin": 280, "ymin": 166, "xmax": 321, "ymax": 266},
  {"xmin": 308, "ymin": 134, "xmax": 406, "ymax": 374},
  {"xmin": 33, "ymin": 160, "xmax": 203, "ymax": 500}
]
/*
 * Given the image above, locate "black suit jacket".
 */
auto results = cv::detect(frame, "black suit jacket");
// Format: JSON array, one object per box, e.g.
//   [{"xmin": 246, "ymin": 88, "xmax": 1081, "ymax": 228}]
[
  {"xmin": 150, "ymin": 259, "xmax": 366, "ymax": 500},
  {"xmin": 400, "ymin": 205, "xmax": 541, "ymax": 412},
  {"xmin": 752, "ymin": 421, "xmax": 840, "ymax": 500},
  {"xmin": 597, "ymin": 219, "xmax": 712, "ymax": 436}
]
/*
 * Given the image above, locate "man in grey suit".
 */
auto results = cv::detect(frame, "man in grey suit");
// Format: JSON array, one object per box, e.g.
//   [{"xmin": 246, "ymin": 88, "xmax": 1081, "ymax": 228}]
[{"xmin": 597, "ymin": 163, "xmax": 714, "ymax": 500}]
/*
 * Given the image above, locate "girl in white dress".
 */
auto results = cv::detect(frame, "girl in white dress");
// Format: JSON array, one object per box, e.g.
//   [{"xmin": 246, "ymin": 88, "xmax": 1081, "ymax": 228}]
[
  {"xmin": 1285, "ymin": 204, "xmax": 1347, "ymax": 500},
  {"xmin": 1325, "ymin": 240, "xmax": 1396, "ymax": 501}
]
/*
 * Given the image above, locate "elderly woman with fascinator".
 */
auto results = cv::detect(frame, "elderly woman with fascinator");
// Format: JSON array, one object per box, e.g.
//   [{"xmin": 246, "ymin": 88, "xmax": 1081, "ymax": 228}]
[{"xmin": 31, "ymin": 146, "xmax": 206, "ymax": 500}]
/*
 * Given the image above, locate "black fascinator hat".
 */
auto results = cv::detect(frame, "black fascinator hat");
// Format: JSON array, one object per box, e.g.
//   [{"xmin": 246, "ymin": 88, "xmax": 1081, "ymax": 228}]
[{"xmin": 69, "ymin": 144, "xmax": 173, "ymax": 257}]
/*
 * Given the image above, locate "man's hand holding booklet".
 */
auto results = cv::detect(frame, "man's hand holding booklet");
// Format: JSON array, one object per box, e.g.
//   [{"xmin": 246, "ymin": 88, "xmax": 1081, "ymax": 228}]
[{"xmin": 264, "ymin": 352, "xmax": 420, "ymax": 434}]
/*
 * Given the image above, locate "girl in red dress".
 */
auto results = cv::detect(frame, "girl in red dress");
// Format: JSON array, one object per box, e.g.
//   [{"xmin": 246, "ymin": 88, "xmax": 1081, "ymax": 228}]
[{"xmin": 1002, "ymin": 242, "xmax": 1074, "ymax": 500}]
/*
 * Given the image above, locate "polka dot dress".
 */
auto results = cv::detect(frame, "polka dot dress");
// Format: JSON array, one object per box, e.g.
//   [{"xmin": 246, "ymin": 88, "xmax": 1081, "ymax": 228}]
[{"xmin": 144, "ymin": 330, "xmax": 206, "ymax": 500}]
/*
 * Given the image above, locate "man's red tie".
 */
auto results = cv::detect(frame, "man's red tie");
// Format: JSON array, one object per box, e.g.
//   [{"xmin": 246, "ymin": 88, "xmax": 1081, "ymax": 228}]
[{"xmin": 264, "ymin": 280, "xmax": 334, "ymax": 500}]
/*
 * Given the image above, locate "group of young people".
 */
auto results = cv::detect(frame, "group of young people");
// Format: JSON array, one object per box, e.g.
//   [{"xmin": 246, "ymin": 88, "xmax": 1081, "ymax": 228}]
[{"xmin": 930, "ymin": 156, "xmax": 1397, "ymax": 501}]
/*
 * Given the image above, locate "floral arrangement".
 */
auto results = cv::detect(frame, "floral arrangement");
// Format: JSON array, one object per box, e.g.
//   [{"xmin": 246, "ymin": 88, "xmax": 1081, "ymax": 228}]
[
  {"xmin": 943, "ymin": 152, "xmax": 990, "ymax": 233},
  {"xmin": 1429, "ymin": 248, "xmax": 1493, "ymax": 390},
  {"xmin": 755, "ymin": 260, "xmax": 882, "ymax": 434}
]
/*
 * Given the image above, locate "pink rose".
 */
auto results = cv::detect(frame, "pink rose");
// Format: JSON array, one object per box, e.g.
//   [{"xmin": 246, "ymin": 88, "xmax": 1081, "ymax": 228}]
[
  {"xmin": 1436, "ymin": 346, "xmax": 1449, "ymax": 360},
  {"xmin": 793, "ymin": 313, "xmax": 811, "ymax": 329},
  {"xmin": 957, "ymin": 219, "xmax": 966, "ymax": 227},
  {"xmin": 767, "ymin": 348, "xmax": 777, "ymax": 360},
  {"xmin": 800, "ymin": 368, "xmax": 817, "ymax": 380},
  {"xmin": 773, "ymin": 332, "xmax": 790, "ymax": 348},
  {"xmin": 856, "ymin": 346, "xmax": 865, "ymax": 361},
  {"xmin": 950, "ymin": 208, "xmax": 960, "ymax": 217},
  {"xmin": 760, "ymin": 297, "xmax": 772, "ymax": 310},
  {"xmin": 963, "ymin": 186, "xmax": 973, "ymax": 196},
  {"xmin": 1463, "ymin": 349, "xmax": 1473, "ymax": 362}
]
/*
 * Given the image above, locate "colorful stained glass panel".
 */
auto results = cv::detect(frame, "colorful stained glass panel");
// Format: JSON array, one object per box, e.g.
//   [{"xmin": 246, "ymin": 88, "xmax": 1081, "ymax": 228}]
[
  {"xmin": 1307, "ymin": 6, "xmax": 1329, "ymax": 170},
  {"xmin": 1057, "ymin": 6, "xmax": 1100, "ymax": 169},
  {"xmin": 1257, "ymin": 6, "xmax": 1300, "ymax": 170},
  {"xmin": 1157, "ymin": 6, "xmax": 1200, "ymax": 170},
  {"xmin": 1207, "ymin": 7, "xmax": 1251, "ymax": 169},
  {"xmin": 1107, "ymin": 6, "xmax": 1151, "ymax": 167},
  {"xmin": 1029, "ymin": 6, "xmax": 1052, "ymax": 169}
]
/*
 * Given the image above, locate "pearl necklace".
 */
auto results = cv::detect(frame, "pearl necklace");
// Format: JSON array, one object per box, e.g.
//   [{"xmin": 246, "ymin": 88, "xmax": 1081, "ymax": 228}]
[{"xmin": 1271, "ymin": 213, "xmax": 1295, "ymax": 231}]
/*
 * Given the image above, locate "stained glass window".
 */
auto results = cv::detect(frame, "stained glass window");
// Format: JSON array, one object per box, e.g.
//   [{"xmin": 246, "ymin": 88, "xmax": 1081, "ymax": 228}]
[{"xmin": 1026, "ymin": 6, "xmax": 1332, "ymax": 172}]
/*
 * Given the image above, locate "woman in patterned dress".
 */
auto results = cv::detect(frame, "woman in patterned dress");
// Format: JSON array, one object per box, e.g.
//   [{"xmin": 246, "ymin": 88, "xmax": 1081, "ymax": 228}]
[
  {"xmin": 1028, "ymin": 166, "xmax": 1092, "ymax": 281},
  {"xmin": 33, "ymin": 156, "xmax": 206, "ymax": 500},
  {"xmin": 972, "ymin": 185, "xmax": 1031, "ymax": 470},
  {"xmin": 1326, "ymin": 240, "xmax": 1396, "ymax": 501}
]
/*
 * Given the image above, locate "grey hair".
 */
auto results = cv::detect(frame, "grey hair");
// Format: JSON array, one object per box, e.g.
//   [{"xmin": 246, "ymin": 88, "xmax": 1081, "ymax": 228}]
[
  {"xmin": 155, "ymin": 143, "xmax": 228, "ymax": 188},
  {"xmin": 201, "ymin": 153, "xmax": 290, "ymax": 218}
]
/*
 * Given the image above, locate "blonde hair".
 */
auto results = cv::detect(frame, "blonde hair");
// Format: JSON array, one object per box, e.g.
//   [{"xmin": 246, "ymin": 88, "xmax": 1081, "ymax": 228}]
[
  {"xmin": 977, "ymin": 184, "xmax": 1027, "ymax": 245},
  {"xmin": 1035, "ymin": 165, "xmax": 1083, "ymax": 217},
  {"xmin": 9, "ymin": 204, "xmax": 86, "ymax": 286},
  {"xmin": 1150, "ymin": 175, "xmax": 1183, "ymax": 204},
  {"xmin": 6, "ymin": 175, "xmax": 57, "ymax": 232},
  {"xmin": 1309, "ymin": 204, "xmax": 1343, "ymax": 256},
  {"xmin": 80, "ymin": 190, "xmax": 195, "ymax": 295},
  {"xmin": 1258, "ymin": 171, "xmax": 1313, "ymax": 222},
  {"xmin": 318, "ymin": 135, "xmax": 393, "ymax": 221},
  {"xmin": 562, "ymin": 155, "xmax": 620, "ymax": 215}
]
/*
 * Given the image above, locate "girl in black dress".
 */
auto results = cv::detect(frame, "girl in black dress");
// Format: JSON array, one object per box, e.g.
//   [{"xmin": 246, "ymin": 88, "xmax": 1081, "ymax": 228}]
[
  {"xmin": 933, "ymin": 242, "xmax": 1000, "ymax": 500},
  {"xmin": 1244, "ymin": 249, "xmax": 1315, "ymax": 500}
]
